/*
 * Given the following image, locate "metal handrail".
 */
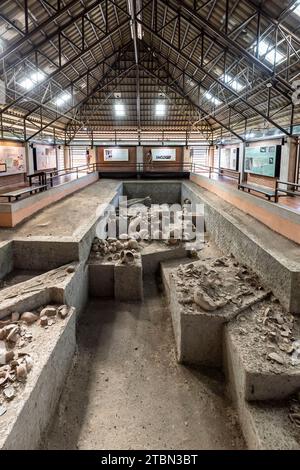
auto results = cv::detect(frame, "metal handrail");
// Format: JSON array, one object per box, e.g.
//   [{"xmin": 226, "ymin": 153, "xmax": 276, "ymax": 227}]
[{"xmin": 191, "ymin": 163, "xmax": 240, "ymax": 181}]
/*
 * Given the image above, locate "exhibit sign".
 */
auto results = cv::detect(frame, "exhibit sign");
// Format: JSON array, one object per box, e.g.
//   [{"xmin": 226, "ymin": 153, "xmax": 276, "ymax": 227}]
[
  {"xmin": 0, "ymin": 145, "xmax": 26, "ymax": 175},
  {"xmin": 36, "ymin": 145, "xmax": 57, "ymax": 170},
  {"xmin": 245, "ymin": 145, "xmax": 281, "ymax": 177},
  {"xmin": 104, "ymin": 148, "xmax": 129, "ymax": 161},
  {"xmin": 151, "ymin": 148, "xmax": 176, "ymax": 161},
  {"xmin": 220, "ymin": 147, "xmax": 239, "ymax": 171}
]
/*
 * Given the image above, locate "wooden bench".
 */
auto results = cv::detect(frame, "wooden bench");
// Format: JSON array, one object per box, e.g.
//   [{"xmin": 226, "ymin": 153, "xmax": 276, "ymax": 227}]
[
  {"xmin": 0, "ymin": 184, "xmax": 47, "ymax": 202},
  {"xmin": 238, "ymin": 182, "xmax": 277, "ymax": 201},
  {"xmin": 277, "ymin": 188, "xmax": 300, "ymax": 198}
]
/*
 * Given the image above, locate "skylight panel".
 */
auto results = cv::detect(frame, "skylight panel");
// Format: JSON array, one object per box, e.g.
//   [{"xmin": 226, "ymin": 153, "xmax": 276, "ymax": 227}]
[
  {"xmin": 19, "ymin": 69, "xmax": 45, "ymax": 90},
  {"xmin": 254, "ymin": 39, "xmax": 285, "ymax": 65},
  {"xmin": 204, "ymin": 91, "xmax": 222, "ymax": 106},
  {"xmin": 221, "ymin": 73, "xmax": 245, "ymax": 92},
  {"xmin": 54, "ymin": 91, "xmax": 71, "ymax": 107}
]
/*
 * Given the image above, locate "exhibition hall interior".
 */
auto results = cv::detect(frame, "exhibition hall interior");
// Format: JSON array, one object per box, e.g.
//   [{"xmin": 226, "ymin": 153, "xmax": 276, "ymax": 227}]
[{"xmin": 0, "ymin": 0, "xmax": 300, "ymax": 452}]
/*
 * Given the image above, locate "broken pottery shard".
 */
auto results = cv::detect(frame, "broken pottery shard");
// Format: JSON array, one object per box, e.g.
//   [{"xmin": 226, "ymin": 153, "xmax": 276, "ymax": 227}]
[
  {"xmin": 40, "ymin": 316, "xmax": 48, "ymax": 327},
  {"xmin": 120, "ymin": 250, "xmax": 135, "ymax": 264},
  {"xmin": 40, "ymin": 306, "xmax": 57, "ymax": 317},
  {"xmin": 0, "ymin": 350, "xmax": 14, "ymax": 365},
  {"xmin": 20, "ymin": 312, "xmax": 38, "ymax": 324},
  {"xmin": 11, "ymin": 312, "xmax": 20, "ymax": 322},
  {"xmin": 6, "ymin": 326, "xmax": 19, "ymax": 343},
  {"xmin": 268, "ymin": 352, "xmax": 285, "ymax": 365},
  {"xmin": 3, "ymin": 385, "xmax": 15, "ymax": 401},
  {"xmin": 0, "ymin": 328, "xmax": 7, "ymax": 340},
  {"xmin": 194, "ymin": 290, "xmax": 218, "ymax": 312},
  {"xmin": 16, "ymin": 364, "xmax": 27, "ymax": 381},
  {"xmin": 66, "ymin": 266, "xmax": 75, "ymax": 273},
  {"xmin": 25, "ymin": 356, "xmax": 33, "ymax": 372},
  {"xmin": 58, "ymin": 305, "xmax": 69, "ymax": 319},
  {"xmin": 0, "ymin": 405, "xmax": 7, "ymax": 416}
]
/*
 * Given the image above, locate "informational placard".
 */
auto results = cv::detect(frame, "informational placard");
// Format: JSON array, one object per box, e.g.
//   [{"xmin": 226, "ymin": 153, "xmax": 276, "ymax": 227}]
[
  {"xmin": 220, "ymin": 147, "xmax": 239, "ymax": 171},
  {"xmin": 36, "ymin": 145, "xmax": 57, "ymax": 170},
  {"xmin": 151, "ymin": 148, "xmax": 176, "ymax": 161},
  {"xmin": 104, "ymin": 148, "xmax": 129, "ymax": 161},
  {"xmin": 0, "ymin": 145, "xmax": 26, "ymax": 175},
  {"xmin": 245, "ymin": 145, "xmax": 280, "ymax": 177}
]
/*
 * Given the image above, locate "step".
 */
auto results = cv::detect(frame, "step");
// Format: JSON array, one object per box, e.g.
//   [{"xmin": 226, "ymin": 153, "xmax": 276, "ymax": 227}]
[
  {"xmin": 161, "ymin": 250, "xmax": 269, "ymax": 367},
  {"xmin": 224, "ymin": 300, "xmax": 300, "ymax": 402}
]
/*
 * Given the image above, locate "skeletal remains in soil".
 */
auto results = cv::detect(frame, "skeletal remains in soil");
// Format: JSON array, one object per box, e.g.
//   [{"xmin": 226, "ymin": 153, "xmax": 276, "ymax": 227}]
[
  {"xmin": 174, "ymin": 256, "xmax": 300, "ymax": 372},
  {"xmin": 174, "ymin": 257, "xmax": 263, "ymax": 313},
  {"xmin": 97, "ymin": 196, "xmax": 197, "ymax": 251},
  {"xmin": 0, "ymin": 304, "xmax": 73, "ymax": 409}
]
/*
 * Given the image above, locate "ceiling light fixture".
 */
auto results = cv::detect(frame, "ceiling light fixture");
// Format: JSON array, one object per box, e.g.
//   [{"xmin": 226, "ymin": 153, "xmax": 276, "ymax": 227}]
[
  {"xmin": 114, "ymin": 102, "xmax": 125, "ymax": 117},
  {"xmin": 155, "ymin": 102, "xmax": 166, "ymax": 116}
]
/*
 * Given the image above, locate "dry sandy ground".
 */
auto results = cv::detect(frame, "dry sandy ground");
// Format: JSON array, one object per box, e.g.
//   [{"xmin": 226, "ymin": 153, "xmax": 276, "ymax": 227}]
[{"xmin": 42, "ymin": 277, "xmax": 244, "ymax": 450}]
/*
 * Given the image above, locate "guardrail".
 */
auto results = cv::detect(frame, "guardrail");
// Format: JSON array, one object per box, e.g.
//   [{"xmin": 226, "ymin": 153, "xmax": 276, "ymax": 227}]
[
  {"xmin": 275, "ymin": 180, "xmax": 300, "ymax": 200},
  {"xmin": 191, "ymin": 163, "xmax": 240, "ymax": 181}
]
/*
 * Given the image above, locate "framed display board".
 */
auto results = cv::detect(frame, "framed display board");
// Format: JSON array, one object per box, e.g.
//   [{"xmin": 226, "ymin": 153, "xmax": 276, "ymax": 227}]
[
  {"xmin": 220, "ymin": 147, "xmax": 239, "ymax": 171},
  {"xmin": 104, "ymin": 148, "xmax": 129, "ymax": 161},
  {"xmin": 151, "ymin": 148, "xmax": 176, "ymax": 161},
  {"xmin": 0, "ymin": 145, "xmax": 26, "ymax": 175},
  {"xmin": 35, "ymin": 145, "xmax": 57, "ymax": 170},
  {"xmin": 245, "ymin": 145, "xmax": 281, "ymax": 177}
]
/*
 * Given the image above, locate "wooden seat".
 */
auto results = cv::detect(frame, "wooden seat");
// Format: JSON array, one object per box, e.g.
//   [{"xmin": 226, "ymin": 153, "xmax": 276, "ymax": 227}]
[
  {"xmin": 238, "ymin": 182, "xmax": 276, "ymax": 201},
  {"xmin": 0, "ymin": 184, "xmax": 47, "ymax": 202}
]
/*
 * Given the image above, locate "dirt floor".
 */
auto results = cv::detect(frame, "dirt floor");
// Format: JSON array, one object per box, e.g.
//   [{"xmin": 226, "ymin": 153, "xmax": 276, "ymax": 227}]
[
  {"xmin": 0, "ymin": 270, "xmax": 44, "ymax": 291},
  {"xmin": 42, "ymin": 277, "xmax": 244, "ymax": 450}
]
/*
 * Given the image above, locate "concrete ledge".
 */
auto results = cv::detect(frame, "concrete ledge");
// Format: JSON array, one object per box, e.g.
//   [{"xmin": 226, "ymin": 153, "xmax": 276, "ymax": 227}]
[
  {"xmin": 182, "ymin": 181, "xmax": 300, "ymax": 313},
  {"xmin": 190, "ymin": 173, "xmax": 300, "ymax": 245},
  {"xmin": 0, "ymin": 262, "xmax": 87, "ymax": 319},
  {"xmin": 0, "ymin": 308, "xmax": 76, "ymax": 450},
  {"xmin": 225, "ymin": 324, "xmax": 300, "ymax": 401},
  {"xmin": 141, "ymin": 243, "xmax": 188, "ymax": 275},
  {"xmin": 0, "ymin": 241, "xmax": 13, "ymax": 279},
  {"xmin": 0, "ymin": 172, "xmax": 99, "ymax": 227},
  {"xmin": 223, "ymin": 332, "xmax": 300, "ymax": 449}
]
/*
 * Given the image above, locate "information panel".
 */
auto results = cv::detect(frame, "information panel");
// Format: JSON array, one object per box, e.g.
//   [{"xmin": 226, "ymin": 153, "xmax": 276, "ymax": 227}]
[
  {"xmin": 151, "ymin": 148, "xmax": 176, "ymax": 161},
  {"xmin": 0, "ymin": 145, "xmax": 26, "ymax": 175},
  {"xmin": 36, "ymin": 145, "xmax": 57, "ymax": 170},
  {"xmin": 245, "ymin": 145, "xmax": 280, "ymax": 177},
  {"xmin": 220, "ymin": 147, "xmax": 239, "ymax": 171},
  {"xmin": 104, "ymin": 148, "xmax": 129, "ymax": 161}
]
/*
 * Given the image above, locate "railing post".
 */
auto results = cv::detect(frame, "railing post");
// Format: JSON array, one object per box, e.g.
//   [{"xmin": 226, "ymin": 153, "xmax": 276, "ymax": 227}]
[
  {"xmin": 275, "ymin": 180, "xmax": 278, "ymax": 203},
  {"xmin": 77, "ymin": 167, "xmax": 79, "ymax": 179}
]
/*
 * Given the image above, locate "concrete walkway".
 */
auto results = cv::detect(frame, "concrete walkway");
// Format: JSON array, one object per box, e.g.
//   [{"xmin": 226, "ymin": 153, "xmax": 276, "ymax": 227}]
[
  {"xmin": 0, "ymin": 179, "xmax": 121, "ymax": 240},
  {"xmin": 43, "ymin": 278, "xmax": 244, "ymax": 450}
]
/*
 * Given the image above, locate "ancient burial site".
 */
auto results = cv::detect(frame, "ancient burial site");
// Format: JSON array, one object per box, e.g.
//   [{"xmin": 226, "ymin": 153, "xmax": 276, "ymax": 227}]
[
  {"xmin": 1, "ymin": 0, "xmax": 300, "ymax": 454},
  {"xmin": 0, "ymin": 179, "xmax": 300, "ymax": 451}
]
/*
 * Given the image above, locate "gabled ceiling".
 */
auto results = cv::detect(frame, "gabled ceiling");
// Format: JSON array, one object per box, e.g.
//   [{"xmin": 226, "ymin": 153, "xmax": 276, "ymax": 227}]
[{"xmin": 0, "ymin": 0, "xmax": 299, "ymax": 144}]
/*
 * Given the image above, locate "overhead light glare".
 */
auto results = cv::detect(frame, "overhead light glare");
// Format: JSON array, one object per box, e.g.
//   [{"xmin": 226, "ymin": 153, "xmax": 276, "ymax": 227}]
[
  {"xmin": 204, "ymin": 91, "xmax": 222, "ymax": 106},
  {"xmin": 54, "ymin": 91, "xmax": 71, "ymax": 107},
  {"xmin": 253, "ymin": 39, "xmax": 285, "ymax": 65},
  {"xmin": 115, "ymin": 102, "xmax": 125, "ymax": 117},
  {"xmin": 155, "ymin": 102, "xmax": 166, "ymax": 116},
  {"xmin": 221, "ymin": 73, "xmax": 245, "ymax": 92},
  {"xmin": 19, "ymin": 69, "xmax": 45, "ymax": 90},
  {"xmin": 291, "ymin": 1, "xmax": 300, "ymax": 17}
]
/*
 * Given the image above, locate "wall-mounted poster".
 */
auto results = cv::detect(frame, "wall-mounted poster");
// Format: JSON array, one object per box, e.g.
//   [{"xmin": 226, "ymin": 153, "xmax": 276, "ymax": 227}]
[
  {"xmin": 0, "ymin": 145, "xmax": 26, "ymax": 175},
  {"xmin": 151, "ymin": 148, "xmax": 176, "ymax": 161},
  {"xmin": 35, "ymin": 145, "xmax": 57, "ymax": 170},
  {"xmin": 245, "ymin": 145, "xmax": 281, "ymax": 177},
  {"xmin": 104, "ymin": 148, "xmax": 129, "ymax": 161},
  {"xmin": 220, "ymin": 147, "xmax": 239, "ymax": 171}
]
